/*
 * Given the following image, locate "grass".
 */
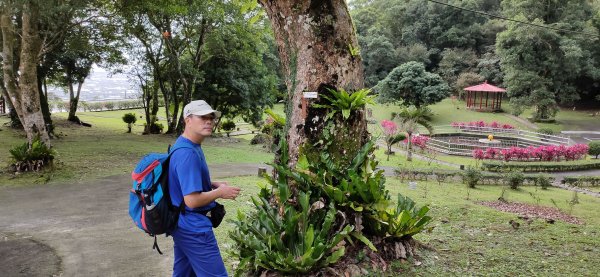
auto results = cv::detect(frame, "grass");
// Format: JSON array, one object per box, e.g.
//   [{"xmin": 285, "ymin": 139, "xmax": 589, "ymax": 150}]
[
  {"xmin": 385, "ymin": 180, "xmax": 600, "ymax": 276},
  {"xmin": 2, "ymin": 105, "xmax": 599, "ymax": 275},
  {"xmin": 521, "ymin": 106, "xmax": 600, "ymax": 133},
  {"xmin": 369, "ymin": 99, "xmax": 532, "ymax": 131},
  {"xmin": 212, "ymin": 175, "xmax": 600, "ymax": 275},
  {"xmin": 0, "ymin": 111, "xmax": 274, "ymax": 187}
]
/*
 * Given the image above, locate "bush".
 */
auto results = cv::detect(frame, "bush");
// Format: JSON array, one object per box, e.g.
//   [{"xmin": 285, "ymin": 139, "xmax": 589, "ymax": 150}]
[
  {"xmin": 9, "ymin": 137, "xmax": 56, "ymax": 172},
  {"xmin": 221, "ymin": 120, "xmax": 236, "ymax": 137},
  {"xmin": 535, "ymin": 174, "xmax": 552, "ymax": 190},
  {"xmin": 505, "ymin": 171, "xmax": 525, "ymax": 190},
  {"xmin": 250, "ymin": 133, "xmax": 271, "ymax": 145},
  {"xmin": 145, "ymin": 122, "xmax": 163, "ymax": 134},
  {"xmin": 537, "ymin": 128, "xmax": 554, "ymax": 135},
  {"xmin": 562, "ymin": 176, "xmax": 600, "ymax": 187},
  {"xmin": 589, "ymin": 141, "xmax": 600, "ymax": 159},
  {"xmin": 122, "ymin": 113, "xmax": 137, "ymax": 133},
  {"xmin": 482, "ymin": 160, "xmax": 600, "ymax": 172},
  {"xmin": 462, "ymin": 167, "xmax": 482, "ymax": 188}
]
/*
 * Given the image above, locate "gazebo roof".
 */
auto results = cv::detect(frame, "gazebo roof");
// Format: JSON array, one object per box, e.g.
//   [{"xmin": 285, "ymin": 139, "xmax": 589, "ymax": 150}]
[{"xmin": 463, "ymin": 81, "xmax": 506, "ymax": 92}]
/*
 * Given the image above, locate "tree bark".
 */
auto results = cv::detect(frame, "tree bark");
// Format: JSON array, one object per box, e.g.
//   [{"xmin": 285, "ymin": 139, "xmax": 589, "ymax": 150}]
[
  {"xmin": 68, "ymin": 81, "xmax": 83, "ymax": 122},
  {"xmin": 1, "ymin": 8, "xmax": 25, "ymax": 126},
  {"xmin": 2, "ymin": 2, "xmax": 51, "ymax": 146},
  {"xmin": 18, "ymin": 2, "xmax": 51, "ymax": 146},
  {"xmin": 259, "ymin": 0, "xmax": 365, "ymax": 167}
]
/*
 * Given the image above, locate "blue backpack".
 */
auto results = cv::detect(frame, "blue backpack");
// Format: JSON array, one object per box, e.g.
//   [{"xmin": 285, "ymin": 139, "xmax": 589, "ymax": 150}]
[{"xmin": 129, "ymin": 144, "xmax": 187, "ymax": 254}]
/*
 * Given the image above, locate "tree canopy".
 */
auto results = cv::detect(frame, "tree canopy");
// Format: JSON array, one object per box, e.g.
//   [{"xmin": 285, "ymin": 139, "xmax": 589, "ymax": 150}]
[
  {"xmin": 351, "ymin": 0, "xmax": 600, "ymax": 114},
  {"xmin": 377, "ymin": 61, "xmax": 450, "ymax": 108}
]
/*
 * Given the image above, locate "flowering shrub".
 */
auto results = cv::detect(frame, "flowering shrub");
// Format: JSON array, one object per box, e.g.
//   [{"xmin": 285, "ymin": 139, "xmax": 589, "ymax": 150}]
[
  {"xmin": 451, "ymin": 121, "xmax": 515, "ymax": 130},
  {"xmin": 472, "ymin": 144, "xmax": 589, "ymax": 162},
  {"xmin": 381, "ymin": 120, "xmax": 397, "ymax": 136},
  {"xmin": 380, "ymin": 120, "xmax": 406, "ymax": 158},
  {"xmin": 403, "ymin": 135, "xmax": 429, "ymax": 150}
]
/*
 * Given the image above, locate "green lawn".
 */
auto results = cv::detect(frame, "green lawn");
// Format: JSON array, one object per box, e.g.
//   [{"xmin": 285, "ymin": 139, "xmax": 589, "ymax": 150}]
[
  {"xmin": 213, "ymin": 175, "xmax": 600, "ymax": 275},
  {"xmin": 2, "ymin": 108, "xmax": 599, "ymax": 275},
  {"xmin": 522, "ymin": 107, "xmax": 600, "ymax": 133},
  {"xmin": 0, "ymin": 111, "xmax": 274, "ymax": 187},
  {"xmin": 369, "ymin": 99, "xmax": 532, "ymax": 131}
]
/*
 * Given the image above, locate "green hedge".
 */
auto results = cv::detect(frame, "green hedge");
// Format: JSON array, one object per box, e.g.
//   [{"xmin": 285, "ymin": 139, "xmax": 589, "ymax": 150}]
[
  {"xmin": 394, "ymin": 168, "xmax": 555, "ymax": 186},
  {"xmin": 562, "ymin": 176, "xmax": 600, "ymax": 187},
  {"xmin": 481, "ymin": 160, "xmax": 600, "ymax": 172}
]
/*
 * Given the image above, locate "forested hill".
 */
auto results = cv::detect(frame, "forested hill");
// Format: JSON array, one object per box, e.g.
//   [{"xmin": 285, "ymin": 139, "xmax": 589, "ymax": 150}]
[{"xmin": 350, "ymin": 0, "xmax": 600, "ymax": 116}]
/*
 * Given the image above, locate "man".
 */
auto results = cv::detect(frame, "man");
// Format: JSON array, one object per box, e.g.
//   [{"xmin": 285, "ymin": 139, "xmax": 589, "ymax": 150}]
[{"xmin": 168, "ymin": 100, "xmax": 241, "ymax": 276}]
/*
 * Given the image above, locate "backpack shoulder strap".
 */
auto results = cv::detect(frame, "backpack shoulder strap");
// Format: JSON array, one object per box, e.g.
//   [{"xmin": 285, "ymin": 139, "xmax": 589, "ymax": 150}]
[{"xmin": 168, "ymin": 142, "xmax": 202, "ymax": 160}]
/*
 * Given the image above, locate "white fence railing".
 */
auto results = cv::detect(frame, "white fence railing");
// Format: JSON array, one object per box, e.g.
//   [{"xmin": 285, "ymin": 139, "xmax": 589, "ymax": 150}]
[{"xmin": 421, "ymin": 125, "xmax": 574, "ymax": 157}]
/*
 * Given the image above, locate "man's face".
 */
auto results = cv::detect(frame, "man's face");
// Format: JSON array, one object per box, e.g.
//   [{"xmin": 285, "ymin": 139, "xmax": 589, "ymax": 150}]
[{"xmin": 186, "ymin": 114, "xmax": 215, "ymax": 137}]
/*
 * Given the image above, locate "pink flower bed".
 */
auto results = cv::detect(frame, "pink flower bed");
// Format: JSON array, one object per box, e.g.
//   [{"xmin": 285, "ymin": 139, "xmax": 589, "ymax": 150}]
[
  {"xmin": 472, "ymin": 144, "xmax": 589, "ymax": 162},
  {"xmin": 451, "ymin": 121, "xmax": 515, "ymax": 130}
]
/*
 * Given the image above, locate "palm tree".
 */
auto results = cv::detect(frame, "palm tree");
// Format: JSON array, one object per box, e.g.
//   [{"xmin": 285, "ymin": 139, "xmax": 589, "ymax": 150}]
[{"xmin": 395, "ymin": 106, "xmax": 434, "ymax": 161}]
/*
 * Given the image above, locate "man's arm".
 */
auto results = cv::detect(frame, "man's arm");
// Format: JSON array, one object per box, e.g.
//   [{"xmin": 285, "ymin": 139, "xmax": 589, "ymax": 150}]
[
  {"xmin": 211, "ymin": 181, "xmax": 228, "ymax": 189},
  {"xmin": 183, "ymin": 184, "xmax": 241, "ymax": 209}
]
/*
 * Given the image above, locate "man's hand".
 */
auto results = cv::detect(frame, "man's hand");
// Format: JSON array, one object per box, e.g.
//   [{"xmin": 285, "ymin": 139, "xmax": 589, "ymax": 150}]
[{"xmin": 216, "ymin": 184, "xmax": 241, "ymax": 200}]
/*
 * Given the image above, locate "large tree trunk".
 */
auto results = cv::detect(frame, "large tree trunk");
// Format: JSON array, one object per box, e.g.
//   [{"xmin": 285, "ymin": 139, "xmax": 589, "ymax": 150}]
[
  {"xmin": 1, "ymin": 3, "xmax": 51, "ymax": 146},
  {"xmin": 18, "ymin": 3, "xmax": 51, "ymax": 146},
  {"xmin": 1, "ymin": 9, "xmax": 26, "ymax": 126},
  {"xmin": 68, "ymin": 82, "xmax": 83, "ymax": 122},
  {"xmin": 37, "ymin": 68, "xmax": 54, "ymax": 135},
  {"xmin": 259, "ymin": 0, "xmax": 366, "ymax": 168}
]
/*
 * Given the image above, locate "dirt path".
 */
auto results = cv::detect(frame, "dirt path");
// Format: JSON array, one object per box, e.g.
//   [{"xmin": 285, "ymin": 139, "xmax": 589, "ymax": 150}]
[{"xmin": 0, "ymin": 163, "xmax": 271, "ymax": 277}]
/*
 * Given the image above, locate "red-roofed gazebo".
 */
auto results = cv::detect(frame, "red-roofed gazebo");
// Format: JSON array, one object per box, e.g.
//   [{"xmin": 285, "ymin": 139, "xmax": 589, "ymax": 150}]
[{"xmin": 463, "ymin": 81, "xmax": 506, "ymax": 111}]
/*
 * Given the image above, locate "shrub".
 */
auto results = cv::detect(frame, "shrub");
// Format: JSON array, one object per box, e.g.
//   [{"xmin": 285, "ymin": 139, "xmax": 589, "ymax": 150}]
[
  {"xmin": 368, "ymin": 193, "xmax": 432, "ymax": 237},
  {"xmin": 250, "ymin": 133, "xmax": 271, "ymax": 145},
  {"xmin": 505, "ymin": 171, "xmax": 525, "ymax": 190},
  {"xmin": 9, "ymin": 137, "xmax": 56, "ymax": 172},
  {"xmin": 537, "ymin": 128, "xmax": 554, "ymax": 135},
  {"xmin": 381, "ymin": 119, "xmax": 405, "ymax": 158},
  {"xmin": 462, "ymin": 167, "xmax": 482, "ymax": 188},
  {"xmin": 122, "ymin": 113, "xmax": 137, "ymax": 133},
  {"xmin": 562, "ymin": 176, "xmax": 600, "ymax": 187},
  {"xmin": 535, "ymin": 174, "xmax": 552, "ymax": 190},
  {"xmin": 482, "ymin": 160, "xmax": 600, "ymax": 172},
  {"xmin": 589, "ymin": 141, "xmax": 600, "ymax": 159},
  {"xmin": 145, "ymin": 122, "xmax": 163, "ymax": 134},
  {"xmin": 221, "ymin": 120, "xmax": 236, "ymax": 137},
  {"xmin": 451, "ymin": 121, "xmax": 515, "ymax": 130}
]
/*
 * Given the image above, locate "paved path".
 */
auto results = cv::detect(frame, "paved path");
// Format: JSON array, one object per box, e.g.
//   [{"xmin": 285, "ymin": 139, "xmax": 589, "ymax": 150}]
[
  {"xmin": 503, "ymin": 113, "xmax": 539, "ymax": 130},
  {"xmin": 0, "ymin": 163, "xmax": 274, "ymax": 277}
]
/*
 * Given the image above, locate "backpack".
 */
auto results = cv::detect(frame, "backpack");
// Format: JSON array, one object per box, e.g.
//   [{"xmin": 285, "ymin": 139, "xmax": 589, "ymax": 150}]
[{"xmin": 129, "ymin": 144, "xmax": 186, "ymax": 254}]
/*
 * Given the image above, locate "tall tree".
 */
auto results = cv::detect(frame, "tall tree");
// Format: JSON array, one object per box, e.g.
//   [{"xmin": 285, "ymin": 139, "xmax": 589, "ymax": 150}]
[
  {"xmin": 194, "ymin": 9, "xmax": 277, "ymax": 127},
  {"xmin": 497, "ymin": 0, "xmax": 599, "ymax": 119},
  {"xmin": 1, "ymin": 1, "xmax": 51, "ymax": 146},
  {"xmin": 48, "ymin": 13, "xmax": 124, "ymax": 123},
  {"xmin": 377, "ymin": 61, "xmax": 450, "ymax": 108},
  {"xmin": 258, "ymin": 0, "xmax": 366, "ymax": 167}
]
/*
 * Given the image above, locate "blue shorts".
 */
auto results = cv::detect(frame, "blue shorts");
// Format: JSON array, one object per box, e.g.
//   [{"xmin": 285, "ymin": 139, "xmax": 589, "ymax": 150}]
[{"xmin": 172, "ymin": 229, "xmax": 228, "ymax": 277}]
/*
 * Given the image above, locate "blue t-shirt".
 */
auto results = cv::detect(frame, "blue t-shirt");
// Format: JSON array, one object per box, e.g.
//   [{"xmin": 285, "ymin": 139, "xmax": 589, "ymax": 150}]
[{"xmin": 169, "ymin": 136, "xmax": 216, "ymax": 232}]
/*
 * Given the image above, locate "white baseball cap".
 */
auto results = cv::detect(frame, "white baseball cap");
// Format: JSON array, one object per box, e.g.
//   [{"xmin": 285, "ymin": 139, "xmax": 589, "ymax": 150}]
[{"xmin": 183, "ymin": 100, "xmax": 221, "ymax": 118}]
